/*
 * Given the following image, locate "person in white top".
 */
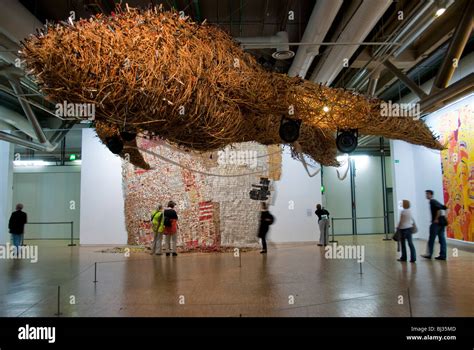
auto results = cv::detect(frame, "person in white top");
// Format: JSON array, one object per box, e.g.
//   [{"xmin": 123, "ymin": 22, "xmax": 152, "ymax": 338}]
[{"xmin": 396, "ymin": 200, "xmax": 416, "ymax": 262}]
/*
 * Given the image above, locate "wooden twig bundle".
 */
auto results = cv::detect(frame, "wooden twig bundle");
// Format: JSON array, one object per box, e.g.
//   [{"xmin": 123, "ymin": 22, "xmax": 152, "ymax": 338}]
[{"xmin": 21, "ymin": 6, "xmax": 443, "ymax": 168}]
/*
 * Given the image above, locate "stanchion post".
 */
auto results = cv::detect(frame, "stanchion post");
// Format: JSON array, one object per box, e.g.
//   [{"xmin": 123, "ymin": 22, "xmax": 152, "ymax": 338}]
[
  {"xmin": 407, "ymin": 288, "xmax": 413, "ymax": 317},
  {"xmin": 54, "ymin": 286, "xmax": 62, "ymax": 316},
  {"xmin": 93, "ymin": 262, "xmax": 98, "ymax": 283},
  {"xmin": 68, "ymin": 221, "xmax": 77, "ymax": 246},
  {"xmin": 359, "ymin": 262, "xmax": 363, "ymax": 274},
  {"xmin": 330, "ymin": 218, "xmax": 338, "ymax": 243}
]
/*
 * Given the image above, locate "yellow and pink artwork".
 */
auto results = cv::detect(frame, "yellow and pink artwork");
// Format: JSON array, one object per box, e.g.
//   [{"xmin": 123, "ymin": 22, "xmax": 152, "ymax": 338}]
[{"xmin": 438, "ymin": 101, "xmax": 474, "ymax": 241}]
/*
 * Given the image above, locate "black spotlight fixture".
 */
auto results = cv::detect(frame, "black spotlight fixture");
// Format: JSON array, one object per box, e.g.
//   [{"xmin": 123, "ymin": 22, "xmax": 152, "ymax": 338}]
[
  {"xmin": 336, "ymin": 129, "xmax": 359, "ymax": 153},
  {"xmin": 279, "ymin": 117, "xmax": 301, "ymax": 143},
  {"xmin": 120, "ymin": 130, "xmax": 137, "ymax": 142},
  {"xmin": 105, "ymin": 136, "xmax": 124, "ymax": 154}
]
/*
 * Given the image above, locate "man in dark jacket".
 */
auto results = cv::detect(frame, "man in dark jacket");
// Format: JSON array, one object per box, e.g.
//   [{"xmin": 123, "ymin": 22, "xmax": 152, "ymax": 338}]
[
  {"xmin": 9, "ymin": 203, "xmax": 27, "ymax": 254},
  {"xmin": 422, "ymin": 190, "xmax": 448, "ymax": 260},
  {"xmin": 258, "ymin": 202, "xmax": 274, "ymax": 254}
]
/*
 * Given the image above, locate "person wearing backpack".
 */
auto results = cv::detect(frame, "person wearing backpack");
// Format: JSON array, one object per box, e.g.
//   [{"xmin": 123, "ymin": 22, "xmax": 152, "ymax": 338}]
[
  {"xmin": 150, "ymin": 204, "xmax": 165, "ymax": 255},
  {"xmin": 163, "ymin": 201, "xmax": 179, "ymax": 256},
  {"xmin": 422, "ymin": 190, "xmax": 448, "ymax": 260},
  {"xmin": 258, "ymin": 202, "xmax": 274, "ymax": 254}
]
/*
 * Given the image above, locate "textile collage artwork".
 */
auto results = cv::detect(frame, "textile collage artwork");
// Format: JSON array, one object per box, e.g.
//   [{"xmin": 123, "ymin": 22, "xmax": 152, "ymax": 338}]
[{"xmin": 122, "ymin": 137, "xmax": 282, "ymax": 251}]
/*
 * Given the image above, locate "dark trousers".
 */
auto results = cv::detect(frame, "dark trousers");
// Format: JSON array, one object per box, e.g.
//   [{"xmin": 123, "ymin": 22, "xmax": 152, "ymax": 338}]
[
  {"xmin": 427, "ymin": 223, "xmax": 447, "ymax": 259},
  {"xmin": 400, "ymin": 228, "xmax": 416, "ymax": 261},
  {"xmin": 261, "ymin": 236, "xmax": 267, "ymax": 251}
]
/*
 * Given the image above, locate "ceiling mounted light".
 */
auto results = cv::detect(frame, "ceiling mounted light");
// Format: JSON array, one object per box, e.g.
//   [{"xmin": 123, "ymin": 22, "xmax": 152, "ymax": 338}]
[
  {"xmin": 336, "ymin": 129, "xmax": 358, "ymax": 153},
  {"xmin": 279, "ymin": 117, "xmax": 301, "ymax": 143},
  {"xmin": 435, "ymin": 8, "xmax": 446, "ymax": 17},
  {"xmin": 323, "ymin": 106, "xmax": 330, "ymax": 113}
]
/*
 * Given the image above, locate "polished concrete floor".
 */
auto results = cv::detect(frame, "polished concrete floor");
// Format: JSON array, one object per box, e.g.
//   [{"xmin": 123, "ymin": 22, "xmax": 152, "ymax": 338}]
[{"xmin": 0, "ymin": 235, "xmax": 473, "ymax": 317}]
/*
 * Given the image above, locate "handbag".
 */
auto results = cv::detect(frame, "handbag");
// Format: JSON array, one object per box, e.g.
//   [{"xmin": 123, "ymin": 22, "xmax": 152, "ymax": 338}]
[
  {"xmin": 438, "ymin": 215, "xmax": 448, "ymax": 227},
  {"xmin": 411, "ymin": 219, "xmax": 418, "ymax": 234},
  {"xmin": 392, "ymin": 229, "xmax": 400, "ymax": 242}
]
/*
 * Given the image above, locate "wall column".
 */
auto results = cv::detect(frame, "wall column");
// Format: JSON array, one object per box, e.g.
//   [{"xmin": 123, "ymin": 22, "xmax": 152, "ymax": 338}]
[{"xmin": 0, "ymin": 140, "xmax": 14, "ymax": 245}]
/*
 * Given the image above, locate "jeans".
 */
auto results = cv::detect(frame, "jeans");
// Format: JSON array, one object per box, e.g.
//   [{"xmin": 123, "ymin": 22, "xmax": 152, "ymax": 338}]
[
  {"xmin": 164, "ymin": 233, "xmax": 177, "ymax": 253},
  {"xmin": 151, "ymin": 232, "xmax": 163, "ymax": 254},
  {"xmin": 11, "ymin": 234, "xmax": 22, "ymax": 257},
  {"xmin": 427, "ymin": 223, "xmax": 447, "ymax": 259},
  {"xmin": 400, "ymin": 228, "xmax": 416, "ymax": 261},
  {"xmin": 318, "ymin": 219, "xmax": 330, "ymax": 245}
]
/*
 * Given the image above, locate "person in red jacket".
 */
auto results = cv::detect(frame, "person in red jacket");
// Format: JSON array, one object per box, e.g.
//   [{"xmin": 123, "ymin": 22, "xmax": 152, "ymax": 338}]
[{"xmin": 163, "ymin": 201, "xmax": 179, "ymax": 256}]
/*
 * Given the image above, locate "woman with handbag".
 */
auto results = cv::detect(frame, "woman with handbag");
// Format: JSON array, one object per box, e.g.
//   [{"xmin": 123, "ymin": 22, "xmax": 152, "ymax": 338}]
[{"xmin": 396, "ymin": 200, "xmax": 417, "ymax": 263}]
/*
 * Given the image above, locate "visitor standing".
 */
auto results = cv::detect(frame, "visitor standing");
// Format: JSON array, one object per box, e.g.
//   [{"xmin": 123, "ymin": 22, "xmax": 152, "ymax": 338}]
[
  {"xmin": 258, "ymin": 202, "xmax": 274, "ymax": 254},
  {"xmin": 163, "ymin": 201, "xmax": 179, "ymax": 256},
  {"xmin": 422, "ymin": 190, "xmax": 448, "ymax": 260},
  {"xmin": 315, "ymin": 204, "xmax": 330, "ymax": 246},
  {"xmin": 396, "ymin": 200, "xmax": 416, "ymax": 262},
  {"xmin": 150, "ymin": 204, "xmax": 165, "ymax": 255},
  {"xmin": 8, "ymin": 203, "xmax": 27, "ymax": 256}
]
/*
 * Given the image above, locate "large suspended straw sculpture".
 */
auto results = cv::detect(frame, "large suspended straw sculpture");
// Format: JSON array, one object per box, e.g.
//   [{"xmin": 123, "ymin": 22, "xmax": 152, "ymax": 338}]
[{"xmin": 20, "ymin": 6, "xmax": 443, "ymax": 169}]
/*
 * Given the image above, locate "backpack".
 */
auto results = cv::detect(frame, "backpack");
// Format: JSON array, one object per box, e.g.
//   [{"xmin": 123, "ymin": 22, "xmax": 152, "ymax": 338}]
[
  {"xmin": 151, "ymin": 211, "xmax": 164, "ymax": 231},
  {"xmin": 267, "ymin": 213, "xmax": 275, "ymax": 225}
]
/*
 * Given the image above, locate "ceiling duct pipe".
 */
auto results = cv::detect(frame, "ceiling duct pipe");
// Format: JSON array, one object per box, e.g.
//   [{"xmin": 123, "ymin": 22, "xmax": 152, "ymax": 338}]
[
  {"xmin": 235, "ymin": 31, "xmax": 295, "ymax": 60},
  {"xmin": 431, "ymin": 0, "xmax": 474, "ymax": 92},
  {"xmin": 392, "ymin": 0, "xmax": 455, "ymax": 58},
  {"xmin": 420, "ymin": 73, "xmax": 474, "ymax": 114},
  {"xmin": 0, "ymin": 0, "xmax": 42, "ymax": 43},
  {"xmin": 310, "ymin": 0, "xmax": 391, "ymax": 85},
  {"xmin": 287, "ymin": 0, "xmax": 343, "ymax": 78},
  {"xmin": 346, "ymin": 1, "xmax": 433, "ymax": 91}
]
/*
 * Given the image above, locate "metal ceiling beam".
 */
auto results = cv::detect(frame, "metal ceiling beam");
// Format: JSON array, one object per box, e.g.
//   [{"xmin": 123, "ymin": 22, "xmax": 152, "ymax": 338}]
[
  {"xmin": 7, "ymin": 77, "xmax": 49, "ymax": 144},
  {"xmin": 431, "ymin": 0, "xmax": 474, "ymax": 92},
  {"xmin": 0, "ymin": 131, "xmax": 57, "ymax": 152},
  {"xmin": 383, "ymin": 59, "xmax": 428, "ymax": 99}
]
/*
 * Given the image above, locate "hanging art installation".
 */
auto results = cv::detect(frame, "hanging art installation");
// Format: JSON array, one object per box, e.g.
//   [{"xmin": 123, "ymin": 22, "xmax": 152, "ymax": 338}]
[{"xmin": 20, "ymin": 5, "xmax": 443, "ymax": 171}]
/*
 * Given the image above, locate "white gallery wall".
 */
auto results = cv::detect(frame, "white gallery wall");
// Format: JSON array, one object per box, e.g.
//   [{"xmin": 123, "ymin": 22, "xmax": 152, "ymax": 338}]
[
  {"xmin": 80, "ymin": 128, "xmax": 127, "ymax": 245},
  {"xmin": 269, "ymin": 149, "xmax": 322, "ymax": 243},
  {"xmin": 12, "ymin": 166, "xmax": 81, "ymax": 239},
  {"xmin": 0, "ymin": 140, "xmax": 13, "ymax": 245},
  {"xmin": 323, "ymin": 162, "xmax": 352, "ymax": 234},
  {"xmin": 324, "ymin": 155, "xmax": 393, "ymax": 235}
]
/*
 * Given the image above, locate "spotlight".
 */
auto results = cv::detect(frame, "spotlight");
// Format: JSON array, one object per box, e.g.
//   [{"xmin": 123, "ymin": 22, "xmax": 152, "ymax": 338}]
[
  {"xmin": 323, "ymin": 106, "xmax": 330, "ymax": 113},
  {"xmin": 435, "ymin": 8, "xmax": 446, "ymax": 17},
  {"xmin": 120, "ymin": 130, "xmax": 137, "ymax": 142},
  {"xmin": 105, "ymin": 136, "xmax": 124, "ymax": 154},
  {"xmin": 336, "ymin": 129, "xmax": 358, "ymax": 153},
  {"xmin": 279, "ymin": 117, "xmax": 301, "ymax": 143}
]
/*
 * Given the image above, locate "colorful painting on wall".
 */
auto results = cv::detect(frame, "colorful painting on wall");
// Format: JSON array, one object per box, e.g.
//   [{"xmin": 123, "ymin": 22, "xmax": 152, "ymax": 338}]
[
  {"xmin": 122, "ymin": 138, "xmax": 282, "ymax": 250},
  {"xmin": 438, "ymin": 99, "xmax": 474, "ymax": 241}
]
